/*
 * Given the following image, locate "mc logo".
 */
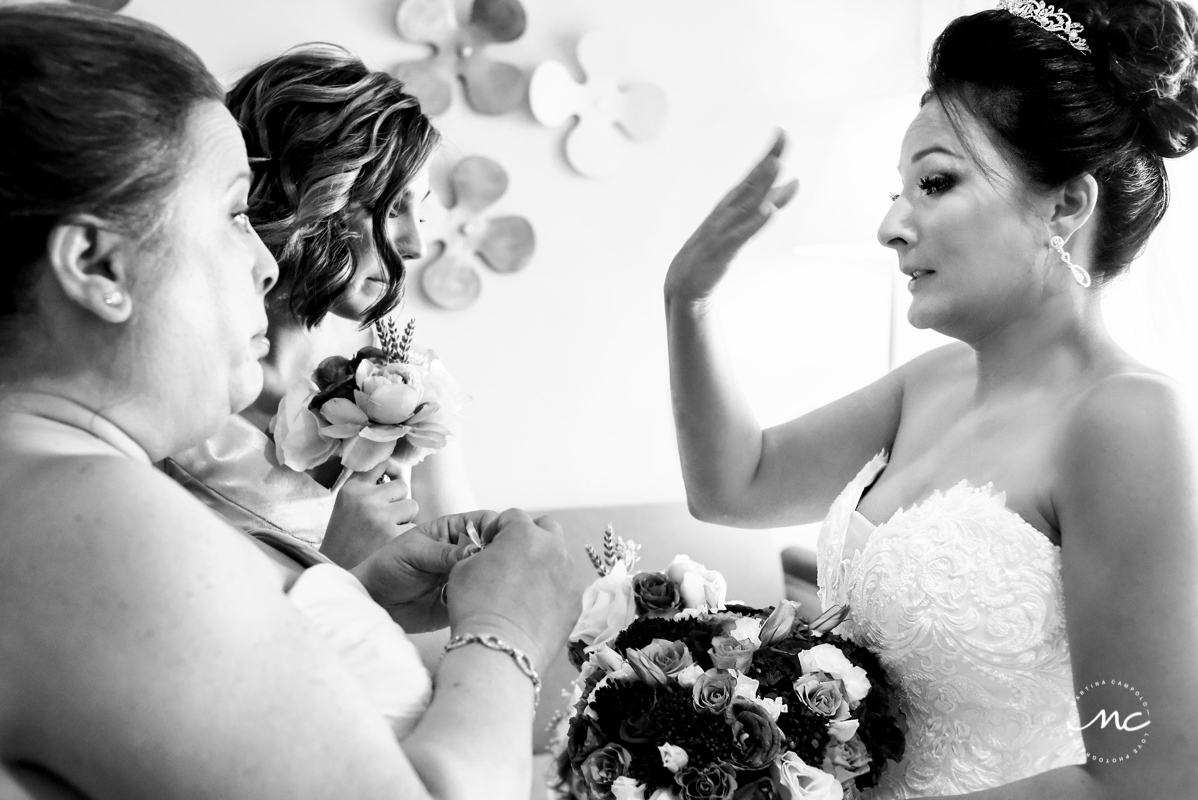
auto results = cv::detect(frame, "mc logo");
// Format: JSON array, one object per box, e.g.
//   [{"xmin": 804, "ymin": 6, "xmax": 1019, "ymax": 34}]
[{"xmin": 1069, "ymin": 679, "xmax": 1151, "ymax": 763}]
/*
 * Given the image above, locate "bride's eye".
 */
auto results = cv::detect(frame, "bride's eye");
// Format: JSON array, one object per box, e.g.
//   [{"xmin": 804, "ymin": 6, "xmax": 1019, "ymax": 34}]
[
  {"xmin": 889, "ymin": 191, "xmax": 900, "ymax": 202},
  {"xmin": 232, "ymin": 210, "xmax": 253, "ymax": 234},
  {"xmin": 918, "ymin": 174, "xmax": 955, "ymax": 196}
]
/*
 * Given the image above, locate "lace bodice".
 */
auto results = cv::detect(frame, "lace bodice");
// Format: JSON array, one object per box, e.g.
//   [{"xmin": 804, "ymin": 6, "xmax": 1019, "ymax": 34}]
[{"xmin": 817, "ymin": 454, "xmax": 1086, "ymax": 798}]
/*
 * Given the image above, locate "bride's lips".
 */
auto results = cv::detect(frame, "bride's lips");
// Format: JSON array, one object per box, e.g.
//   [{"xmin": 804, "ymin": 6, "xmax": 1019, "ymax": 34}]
[{"xmin": 903, "ymin": 268, "xmax": 935, "ymax": 289}]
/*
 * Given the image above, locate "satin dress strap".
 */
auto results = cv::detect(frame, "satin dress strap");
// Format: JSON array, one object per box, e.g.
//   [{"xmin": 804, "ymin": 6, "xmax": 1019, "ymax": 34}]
[{"xmin": 162, "ymin": 413, "xmax": 334, "ymax": 547}]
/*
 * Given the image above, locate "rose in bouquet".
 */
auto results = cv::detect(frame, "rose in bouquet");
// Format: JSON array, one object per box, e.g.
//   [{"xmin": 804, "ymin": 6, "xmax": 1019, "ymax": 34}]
[
  {"xmin": 271, "ymin": 318, "xmax": 468, "ymax": 490},
  {"xmin": 548, "ymin": 527, "xmax": 905, "ymax": 800}
]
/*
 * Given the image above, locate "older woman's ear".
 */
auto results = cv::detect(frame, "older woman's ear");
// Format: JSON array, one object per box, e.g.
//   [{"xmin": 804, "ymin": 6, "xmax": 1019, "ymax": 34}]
[{"xmin": 45, "ymin": 215, "xmax": 135, "ymax": 323}]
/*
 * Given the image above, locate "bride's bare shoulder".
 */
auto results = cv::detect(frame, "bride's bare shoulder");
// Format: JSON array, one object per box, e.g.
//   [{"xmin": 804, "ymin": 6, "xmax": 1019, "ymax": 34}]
[
  {"xmin": 1058, "ymin": 369, "xmax": 1195, "ymax": 492},
  {"xmin": 892, "ymin": 341, "xmax": 975, "ymax": 396}
]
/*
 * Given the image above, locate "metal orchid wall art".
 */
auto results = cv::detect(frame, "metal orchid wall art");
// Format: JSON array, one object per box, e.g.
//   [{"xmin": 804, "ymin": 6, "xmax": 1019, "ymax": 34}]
[
  {"xmin": 414, "ymin": 155, "xmax": 535, "ymax": 311},
  {"xmin": 392, "ymin": 0, "xmax": 529, "ymax": 116},
  {"xmin": 529, "ymin": 30, "xmax": 668, "ymax": 178}
]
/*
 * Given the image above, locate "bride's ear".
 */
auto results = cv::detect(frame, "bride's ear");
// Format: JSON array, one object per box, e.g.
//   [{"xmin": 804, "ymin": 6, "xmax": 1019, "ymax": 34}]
[
  {"xmin": 1048, "ymin": 172, "xmax": 1098, "ymax": 243},
  {"xmin": 45, "ymin": 215, "xmax": 135, "ymax": 324}
]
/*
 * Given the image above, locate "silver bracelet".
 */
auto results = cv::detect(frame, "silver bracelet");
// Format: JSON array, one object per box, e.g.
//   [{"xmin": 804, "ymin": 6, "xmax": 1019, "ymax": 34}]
[{"xmin": 443, "ymin": 633, "xmax": 542, "ymax": 709}]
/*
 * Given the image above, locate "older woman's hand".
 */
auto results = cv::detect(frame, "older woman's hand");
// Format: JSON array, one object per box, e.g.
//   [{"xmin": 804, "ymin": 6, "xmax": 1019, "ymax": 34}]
[
  {"xmin": 350, "ymin": 509, "xmax": 495, "ymax": 633},
  {"xmin": 445, "ymin": 508, "xmax": 584, "ymax": 673}
]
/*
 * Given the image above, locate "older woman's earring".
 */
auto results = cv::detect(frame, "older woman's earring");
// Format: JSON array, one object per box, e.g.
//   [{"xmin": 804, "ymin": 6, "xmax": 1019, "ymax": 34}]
[
  {"xmin": 1050, "ymin": 235, "xmax": 1091, "ymax": 288},
  {"xmin": 102, "ymin": 290, "xmax": 125, "ymax": 307}
]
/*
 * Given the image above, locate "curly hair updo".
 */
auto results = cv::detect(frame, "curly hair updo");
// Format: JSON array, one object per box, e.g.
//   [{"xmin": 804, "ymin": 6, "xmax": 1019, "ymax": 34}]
[
  {"xmin": 226, "ymin": 46, "xmax": 440, "ymax": 328},
  {"xmin": 928, "ymin": 0, "xmax": 1198, "ymax": 282}
]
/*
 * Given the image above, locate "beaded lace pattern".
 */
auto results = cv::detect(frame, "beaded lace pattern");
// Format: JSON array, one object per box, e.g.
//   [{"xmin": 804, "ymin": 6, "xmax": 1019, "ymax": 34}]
[{"xmin": 817, "ymin": 454, "xmax": 1086, "ymax": 798}]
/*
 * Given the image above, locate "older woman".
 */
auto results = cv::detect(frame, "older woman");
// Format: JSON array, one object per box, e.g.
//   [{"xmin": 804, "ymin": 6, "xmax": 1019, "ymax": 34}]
[
  {"xmin": 0, "ymin": 6, "xmax": 579, "ymax": 798},
  {"xmin": 665, "ymin": 1, "xmax": 1198, "ymax": 797}
]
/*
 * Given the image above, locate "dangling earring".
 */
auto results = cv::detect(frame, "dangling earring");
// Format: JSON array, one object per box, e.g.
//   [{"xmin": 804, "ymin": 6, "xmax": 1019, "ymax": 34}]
[
  {"xmin": 102, "ymin": 290, "xmax": 125, "ymax": 307},
  {"xmin": 1050, "ymin": 235, "xmax": 1091, "ymax": 288}
]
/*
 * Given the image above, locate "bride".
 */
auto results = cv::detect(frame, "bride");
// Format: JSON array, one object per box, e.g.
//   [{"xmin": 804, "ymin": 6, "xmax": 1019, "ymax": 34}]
[{"xmin": 663, "ymin": 1, "xmax": 1198, "ymax": 797}]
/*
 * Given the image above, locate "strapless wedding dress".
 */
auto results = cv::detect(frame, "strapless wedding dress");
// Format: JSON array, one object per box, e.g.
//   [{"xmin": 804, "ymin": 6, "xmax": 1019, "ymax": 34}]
[
  {"xmin": 0, "ymin": 394, "xmax": 431, "ymax": 740},
  {"xmin": 817, "ymin": 454, "xmax": 1086, "ymax": 798}
]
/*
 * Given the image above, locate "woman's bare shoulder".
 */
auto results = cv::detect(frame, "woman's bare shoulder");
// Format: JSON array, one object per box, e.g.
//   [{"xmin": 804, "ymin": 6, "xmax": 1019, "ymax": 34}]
[
  {"xmin": 1056, "ymin": 368, "xmax": 1195, "ymax": 505},
  {"xmin": 0, "ymin": 452, "xmax": 281, "ymax": 684},
  {"xmin": 1067, "ymin": 367, "xmax": 1189, "ymax": 440},
  {"xmin": 0, "ymin": 452, "xmax": 264, "ymax": 562},
  {"xmin": 892, "ymin": 341, "xmax": 974, "ymax": 396}
]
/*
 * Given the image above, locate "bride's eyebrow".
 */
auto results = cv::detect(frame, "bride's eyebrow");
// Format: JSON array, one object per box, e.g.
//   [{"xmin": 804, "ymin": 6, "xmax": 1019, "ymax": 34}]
[{"xmin": 911, "ymin": 144, "xmax": 960, "ymax": 163}]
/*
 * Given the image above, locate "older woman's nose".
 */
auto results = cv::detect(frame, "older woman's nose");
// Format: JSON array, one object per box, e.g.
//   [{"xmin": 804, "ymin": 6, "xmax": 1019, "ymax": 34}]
[{"xmin": 253, "ymin": 234, "xmax": 279, "ymax": 295}]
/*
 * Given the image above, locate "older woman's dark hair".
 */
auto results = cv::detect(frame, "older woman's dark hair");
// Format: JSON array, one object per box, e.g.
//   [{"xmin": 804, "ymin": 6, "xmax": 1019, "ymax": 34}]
[
  {"xmin": 227, "ymin": 46, "xmax": 440, "ymax": 328},
  {"xmin": 0, "ymin": 4, "xmax": 223, "ymax": 320},
  {"xmin": 928, "ymin": 0, "xmax": 1198, "ymax": 282}
]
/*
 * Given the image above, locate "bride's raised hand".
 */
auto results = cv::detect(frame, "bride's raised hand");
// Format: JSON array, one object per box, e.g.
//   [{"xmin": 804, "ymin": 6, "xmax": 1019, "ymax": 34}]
[{"xmin": 664, "ymin": 130, "xmax": 799, "ymax": 304}]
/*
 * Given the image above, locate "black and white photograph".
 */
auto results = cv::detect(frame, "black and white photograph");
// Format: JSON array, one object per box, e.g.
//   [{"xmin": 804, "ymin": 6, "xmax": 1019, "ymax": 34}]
[{"xmin": 1, "ymin": 1, "xmax": 1196, "ymax": 797}]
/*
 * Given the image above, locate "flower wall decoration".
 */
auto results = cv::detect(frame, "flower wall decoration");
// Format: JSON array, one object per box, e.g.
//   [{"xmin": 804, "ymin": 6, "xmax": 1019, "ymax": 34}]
[
  {"xmin": 414, "ymin": 154, "xmax": 535, "ymax": 311},
  {"xmin": 529, "ymin": 30, "xmax": 668, "ymax": 178},
  {"xmin": 392, "ymin": 0, "xmax": 529, "ymax": 117}
]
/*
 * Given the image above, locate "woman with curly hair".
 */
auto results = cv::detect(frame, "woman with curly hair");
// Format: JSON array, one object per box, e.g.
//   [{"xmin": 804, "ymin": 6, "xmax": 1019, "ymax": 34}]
[{"xmin": 166, "ymin": 46, "xmax": 474, "ymax": 568}]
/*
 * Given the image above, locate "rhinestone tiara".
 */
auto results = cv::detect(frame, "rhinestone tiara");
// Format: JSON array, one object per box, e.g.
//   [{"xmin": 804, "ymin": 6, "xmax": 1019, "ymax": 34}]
[{"xmin": 998, "ymin": 0, "xmax": 1091, "ymax": 54}]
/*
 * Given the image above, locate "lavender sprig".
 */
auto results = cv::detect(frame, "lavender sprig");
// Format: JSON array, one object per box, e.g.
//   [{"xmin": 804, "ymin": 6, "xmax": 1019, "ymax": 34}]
[
  {"xmin": 602, "ymin": 525, "xmax": 617, "ymax": 570},
  {"xmin": 373, "ymin": 318, "xmax": 402, "ymax": 362},
  {"xmin": 585, "ymin": 544, "xmax": 607, "ymax": 576},
  {"xmin": 584, "ymin": 525, "xmax": 640, "ymax": 576},
  {"xmin": 397, "ymin": 318, "xmax": 416, "ymax": 363}
]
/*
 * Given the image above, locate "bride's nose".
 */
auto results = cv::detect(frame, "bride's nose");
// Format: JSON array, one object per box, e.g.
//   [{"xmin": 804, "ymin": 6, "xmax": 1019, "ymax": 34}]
[{"xmin": 877, "ymin": 196, "xmax": 914, "ymax": 251}]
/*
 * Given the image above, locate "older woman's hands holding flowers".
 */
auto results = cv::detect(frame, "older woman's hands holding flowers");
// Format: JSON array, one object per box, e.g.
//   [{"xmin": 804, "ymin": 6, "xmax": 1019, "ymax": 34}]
[
  {"xmin": 352, "ymin": 509, "xmax": 495, "ymax": 633},
  {"xmin": 445, "ymin": 509, "xmax": 585, "ymax": 674}
]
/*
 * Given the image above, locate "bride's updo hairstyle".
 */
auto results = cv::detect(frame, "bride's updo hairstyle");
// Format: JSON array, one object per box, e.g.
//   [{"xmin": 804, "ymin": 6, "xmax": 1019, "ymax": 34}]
[
  {"xmin": 0, "ymin": 5, "xmax": 223, "ymax": 321},
  {"xmin": 929, "ymin": 0, "xmax": 1198, "ymax": 282},
  {"xmin": 226, "ymin": 46, "xmax": 440, "ymax": 328}
]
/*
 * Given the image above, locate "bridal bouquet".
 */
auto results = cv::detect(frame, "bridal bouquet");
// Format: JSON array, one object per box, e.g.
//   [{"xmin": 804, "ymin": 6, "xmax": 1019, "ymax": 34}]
[
  {"xmin": 548, "ymin": 528, "xmax": 904, "ymax": 800},
  {"xmin": 271, "ymin": 318, "xmax": 467, "ymax": 490}
]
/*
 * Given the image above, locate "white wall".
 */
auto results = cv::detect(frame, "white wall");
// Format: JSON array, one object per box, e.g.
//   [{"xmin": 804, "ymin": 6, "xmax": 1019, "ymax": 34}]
[{"xmin": 124, "ymin": 0, "xmax": 932, "ymax": 511}]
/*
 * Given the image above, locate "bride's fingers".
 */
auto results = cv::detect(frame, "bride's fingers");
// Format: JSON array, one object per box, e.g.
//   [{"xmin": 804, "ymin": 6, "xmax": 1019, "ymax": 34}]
[
  {"xmin": 721, "ymin": 155, "xmax": 786, "ymax": 213},
  {"xmin": 767, "ymin": 128, "xmax": 788, "ymax": 158},
  {"xmin": 767, "ymin": 177, "xmax": 800, "ymax": 210}
]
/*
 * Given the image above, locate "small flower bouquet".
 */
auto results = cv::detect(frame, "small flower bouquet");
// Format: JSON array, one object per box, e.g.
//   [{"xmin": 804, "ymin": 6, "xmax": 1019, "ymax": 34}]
[
  {"xmin": 271, "ymin": 318, "xmax": 468, "ymax": 490},
  {"xmin": 548, "ymin": 527, "xmax": 905, "ymax": 800}
]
